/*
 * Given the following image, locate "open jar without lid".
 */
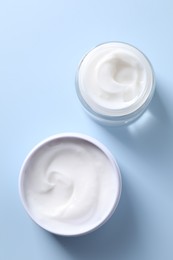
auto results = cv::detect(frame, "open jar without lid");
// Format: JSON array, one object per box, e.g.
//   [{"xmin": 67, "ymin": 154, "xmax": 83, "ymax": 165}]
[
  {"xmin": 76, "ymin": 42, "xmax": 155, "ymax": 125},
  {"xmin": 19, "ymin": 133, "xmax": 122, "ymax": 236}
]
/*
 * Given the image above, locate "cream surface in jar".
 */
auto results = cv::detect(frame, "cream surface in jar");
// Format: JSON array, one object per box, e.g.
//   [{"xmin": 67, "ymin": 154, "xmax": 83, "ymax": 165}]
[
  {"xmin": 19, "ymin": 134, "xmax": 121, "ymax": 236},
  {"xmin": 76, "ymin": 42, "xmax": 155, "ymax": 125}
]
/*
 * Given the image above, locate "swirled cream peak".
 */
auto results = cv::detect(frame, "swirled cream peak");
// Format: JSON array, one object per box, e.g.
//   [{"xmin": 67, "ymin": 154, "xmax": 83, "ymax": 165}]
[
  {"xmin": 22, "ymin": 137, "xmax": 120, "ymax": 235},
  {"xmin": 78, "ymin": 42, "xmax": 153, "ymax": 116}
]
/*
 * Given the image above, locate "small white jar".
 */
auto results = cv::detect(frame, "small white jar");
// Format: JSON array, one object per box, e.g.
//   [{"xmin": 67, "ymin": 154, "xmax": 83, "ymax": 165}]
[
  {"xmin": 76, "ymin": 42, "xmax": 155, "ymax": 125},
  {"xmin": 19, "ymin": 133, "xmax": 122, "ymax": 236}
]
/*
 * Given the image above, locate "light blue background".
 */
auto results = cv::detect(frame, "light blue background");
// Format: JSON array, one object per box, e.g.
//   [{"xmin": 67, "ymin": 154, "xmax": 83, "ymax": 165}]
[{"xmin": 0, "ymin": 0, "xmax": 173, "ymax": 259}]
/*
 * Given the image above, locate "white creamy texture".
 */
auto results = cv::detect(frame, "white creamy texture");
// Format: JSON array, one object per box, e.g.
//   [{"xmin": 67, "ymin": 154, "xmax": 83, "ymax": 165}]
[
  {"xmin": 22, "ymin": 137, "xmax": 120, "ymax": 235},
  {"xmin": 78, "ymin": 42, "xmax": 154, "ymax": 116}
]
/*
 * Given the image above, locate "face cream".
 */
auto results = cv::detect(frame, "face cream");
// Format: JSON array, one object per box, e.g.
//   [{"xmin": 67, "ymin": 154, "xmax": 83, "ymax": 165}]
[
  {"xmin": 76, "ymin": 42, "xmax": 155, "ymax": 125},
  {"xmin": 19, "ymin": 134, "xmax": 121, "ymax": 236}
]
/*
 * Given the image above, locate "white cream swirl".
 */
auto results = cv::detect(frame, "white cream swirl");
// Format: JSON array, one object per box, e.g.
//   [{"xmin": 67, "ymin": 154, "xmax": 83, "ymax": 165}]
[
  {"xmin": 23, "ymin": 137, "xmax": 120, "ymax": 235},
  {"xmin": 78, "ymin": 42, "xmax": 154, "ymax": 116}
]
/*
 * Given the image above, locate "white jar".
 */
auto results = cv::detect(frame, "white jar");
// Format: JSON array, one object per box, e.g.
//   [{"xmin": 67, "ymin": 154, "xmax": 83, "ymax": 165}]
[
  {"xmin": 76, "ymin": 42, "xmax": 155, "ymax": 125},
  {"xmin": 19, "ymin": 133, "xmax": 122, "ymax": 236}
]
